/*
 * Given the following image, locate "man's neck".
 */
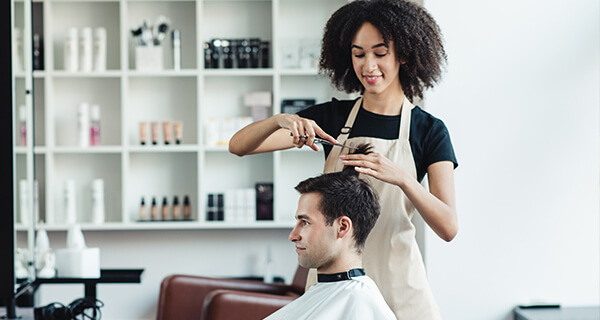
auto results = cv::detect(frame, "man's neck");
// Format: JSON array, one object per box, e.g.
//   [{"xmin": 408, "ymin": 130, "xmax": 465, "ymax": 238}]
[{"xmin": 316, "ymin": 253, "xmax": 362, "ymax": 274}]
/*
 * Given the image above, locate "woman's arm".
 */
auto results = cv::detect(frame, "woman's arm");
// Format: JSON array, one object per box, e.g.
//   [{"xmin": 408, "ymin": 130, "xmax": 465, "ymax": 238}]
[
  {"xmin": 403, "ymin": 161, "xmax": 457, "ymax": 242},
  {"xmin": 229, "ymin": 113, "xmax": 336, "ymax": 156},
  {"xmin": 341, "ymin": 154, "xmax": 458, "ymax": 242}
]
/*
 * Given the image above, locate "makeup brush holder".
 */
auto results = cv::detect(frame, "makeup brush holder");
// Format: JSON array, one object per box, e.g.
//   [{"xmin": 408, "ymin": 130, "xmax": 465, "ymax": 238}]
[{"xmin": 136, "ymin": 46, "xmax": 163, "ymax": 71}]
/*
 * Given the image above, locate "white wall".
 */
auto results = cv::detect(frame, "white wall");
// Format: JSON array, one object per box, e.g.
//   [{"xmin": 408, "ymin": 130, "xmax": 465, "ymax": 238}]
[{"xmin": 423, "ymin": 0, "xmax": 599, "ymax": 319}]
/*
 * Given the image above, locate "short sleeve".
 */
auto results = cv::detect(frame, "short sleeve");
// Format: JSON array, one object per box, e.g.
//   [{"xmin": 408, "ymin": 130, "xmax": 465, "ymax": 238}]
[{"xmin": 423, "ymin": 119, "xmax": 458, "ymax": 170}]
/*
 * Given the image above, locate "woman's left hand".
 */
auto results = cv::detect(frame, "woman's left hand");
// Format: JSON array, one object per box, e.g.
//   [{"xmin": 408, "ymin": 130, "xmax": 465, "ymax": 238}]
[{"xmin": 340, "ymin": 152, "xmax": 409, "ymax": 186}]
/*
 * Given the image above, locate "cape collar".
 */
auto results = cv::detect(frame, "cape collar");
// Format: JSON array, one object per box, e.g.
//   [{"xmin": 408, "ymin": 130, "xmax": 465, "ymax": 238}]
[{"xmin": 317, "ymin": 268, "xmax": 366, "ymax": 283}]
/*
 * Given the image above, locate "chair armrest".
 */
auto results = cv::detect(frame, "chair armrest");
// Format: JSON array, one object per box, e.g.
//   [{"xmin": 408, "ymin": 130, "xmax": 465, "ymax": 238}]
[
  {"xmin": 157, "ymin": 275, "xmax": 292, "ymax": 320},
  {"xmin": 202, "ymin": 290, "xmax": 297, "ymax": 320}
]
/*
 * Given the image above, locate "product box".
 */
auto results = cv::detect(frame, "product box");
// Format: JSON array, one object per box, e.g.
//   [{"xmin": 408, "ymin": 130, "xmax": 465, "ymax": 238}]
[
  {"xmin": 281, "ymin": 99, "xmax": 316, "ymax": 114},
  {"xmin": 136, "ymin": 46, "xmax": 163, "ymax": 71},
  {"xmin": 55, "ymin": 247, "xmax": 100, "ymax": 278}
]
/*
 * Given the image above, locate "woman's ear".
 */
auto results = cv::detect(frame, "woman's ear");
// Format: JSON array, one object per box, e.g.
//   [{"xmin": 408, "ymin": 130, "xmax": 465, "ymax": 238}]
[{"xmin": 336, "ymin": 216, "xmax": 353, "ymax": 239}]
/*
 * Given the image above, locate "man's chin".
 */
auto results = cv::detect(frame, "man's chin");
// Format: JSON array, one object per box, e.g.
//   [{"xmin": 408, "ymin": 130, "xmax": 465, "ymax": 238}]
[{"xmin": 297, "ymin": 259, "xmax": 315, "ymax": 269}]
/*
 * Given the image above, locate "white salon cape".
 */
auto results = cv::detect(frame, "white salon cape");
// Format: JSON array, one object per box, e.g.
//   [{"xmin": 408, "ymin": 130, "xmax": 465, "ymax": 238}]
[{"xmin": 263, "ymin": 275, "xmax": 396, "ymax": 320}]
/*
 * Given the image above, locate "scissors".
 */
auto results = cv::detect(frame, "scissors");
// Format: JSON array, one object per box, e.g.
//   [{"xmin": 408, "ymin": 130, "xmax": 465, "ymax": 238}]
[{"xmin": 290, "ymin": 133, "xmax": 358, "ymax": 150}]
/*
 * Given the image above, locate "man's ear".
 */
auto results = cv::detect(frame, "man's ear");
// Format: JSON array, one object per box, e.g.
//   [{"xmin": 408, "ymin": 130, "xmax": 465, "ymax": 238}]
[{"xmin": 336, "ymin": 216, "xmax": 352, "ymax": 240}]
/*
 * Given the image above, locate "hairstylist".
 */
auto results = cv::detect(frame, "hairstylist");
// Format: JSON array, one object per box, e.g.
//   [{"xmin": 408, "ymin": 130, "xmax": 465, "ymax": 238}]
[{"xmin": 229, "ymin": 0, "xmax": 458, "ymax": 318}]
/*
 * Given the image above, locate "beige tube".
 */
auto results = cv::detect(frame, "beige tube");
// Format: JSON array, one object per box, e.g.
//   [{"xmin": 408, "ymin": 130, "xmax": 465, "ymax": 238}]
[
  {"xmin": 151, "ymin": 197, "xmax": 158, "ymax": 220},
  {"xmin": 183, "ymin": 195, "xmax": 191, "ymax": 220},
  {"xmin": 174, "ymin": 121, "xmax": 183, "ymax": 144},
  {"xmin": 161, "ymin": 197, "xmax": 169, "ymax": 220},
  {"xmin": 172, "ymin": 196, "xmax": 181, "ymax": 220},
  {"xmin": 139, "ymin": 197, "xmax": 147, "ymax": 221},
  {"xmin": 139, "ymin": 122, "xmax": 148, "ymax": 145},
  {"xmin": 162, "ymin": 121, "xmax": 172, "ymax": 145},
  {"xmin": 151, "ymin": 122, "xmax": 159, "ymax": 145}
]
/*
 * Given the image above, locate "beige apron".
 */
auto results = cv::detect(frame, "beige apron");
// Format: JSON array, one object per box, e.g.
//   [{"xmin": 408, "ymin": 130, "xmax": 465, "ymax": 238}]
[{"xmin": 306, "ymin": 97, "xmax": 441, "ymax": 319}]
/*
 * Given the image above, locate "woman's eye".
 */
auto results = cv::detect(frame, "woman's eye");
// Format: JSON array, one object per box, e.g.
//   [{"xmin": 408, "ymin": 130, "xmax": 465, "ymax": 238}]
[
  {"xmin": 375, "ymin": 52, "xmax": 388, "ymax": 57},
  {"xmin": 354, "ymin": 54, "xmax": 365, "ymax": 58}
]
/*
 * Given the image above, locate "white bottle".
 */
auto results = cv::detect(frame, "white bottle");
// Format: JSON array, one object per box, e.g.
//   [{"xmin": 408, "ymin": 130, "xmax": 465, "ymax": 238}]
[
  {"xmin": 19, "ymin": 105, "xmax": 26, "ymax": 146},
  {"xmin": 64, "ymin": 27, "xmax": 79, "ymax": 72},
  {"xmin": 172, "ymin": 30, "xmax": 181, "ymax": 71},
  {"xmin": 93, "ymin": 27, "xmax": 107, "ymax": 71},
  {"xmin": 64, "ymin": 180, "xmax": 77, "ymax": 224},
  {"xmin": 91, "ymin": 179, "xmax": 105, "ymax": 224},
  {"xmin": 263, "ymin": 246, "xmax": 274, "ymax": 283},
  {"xmin": 35, "ymin": 229, "xmax": 50, "ymax": 270},
  {"xmin": 90, "ymin": 104, "xmax": 100, "ymax": 146},
  {"xmin": 80, "ymin": 27, "xmax": 93, "ymax": 72},
  {"xmin": 19, "ymin": 179, "xmax": 30, "ymax": 226},
  {"xmin": 79, "ymin": 27, "xmax": 93, "ymax": 72},
  {"xmin": 78, "ymin": 103, "xmax": 90, "ymax": 147},
  {"xmin": 13, "ymin": 28, "xmax": 23, "ymax": 72}
]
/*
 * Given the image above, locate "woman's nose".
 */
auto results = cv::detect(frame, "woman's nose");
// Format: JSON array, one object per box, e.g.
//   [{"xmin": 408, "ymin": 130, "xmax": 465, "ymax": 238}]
[{"xmin": 365, "ymin": 55, "xmax": 377, "ymax": 72}]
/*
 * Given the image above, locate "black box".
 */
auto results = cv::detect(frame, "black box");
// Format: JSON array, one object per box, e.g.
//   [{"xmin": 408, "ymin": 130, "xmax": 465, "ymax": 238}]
[
  {"xmin": 281, "ymin": 99, "xmax": 316, "ymax": 114},
  {"xmin": 260, "ymin": 41, "xmax": 270, "ymax": 68},
  {"xmin": 255, "ymin": 183, "xmax": 273, "ymax": 221}
]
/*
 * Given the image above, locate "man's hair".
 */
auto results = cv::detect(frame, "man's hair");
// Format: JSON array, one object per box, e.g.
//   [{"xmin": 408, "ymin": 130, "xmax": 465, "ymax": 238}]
[
  {"xmin": 294, "ymin": 144, "xmax": 380, "ymax": 252},
  {"xmin": 319, "ymin": 0, "xmax": 447, "ymax": 101}
]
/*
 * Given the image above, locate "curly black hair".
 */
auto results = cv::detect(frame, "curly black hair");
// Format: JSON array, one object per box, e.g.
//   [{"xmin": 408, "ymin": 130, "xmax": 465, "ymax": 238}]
[{"xmin": 319, "ymin": 0, "xmax": 447, "ymax": 101}]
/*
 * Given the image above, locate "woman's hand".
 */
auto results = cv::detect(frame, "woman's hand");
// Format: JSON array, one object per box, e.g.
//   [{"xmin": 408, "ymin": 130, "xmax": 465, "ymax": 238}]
[
  {"xmin": 276, "ymin": 114, "xmax": 337, "ymax": 150},
  {"xmin": 342, "ymin": 151, "xmax": 458, "ymax": 242},
  {"xmin": 340, "ymin": 152, "xmax": 410, "ymax": 186},
  {"xmin": 229, "ymin": 113, "xmax": 337, "ymax": 156}
]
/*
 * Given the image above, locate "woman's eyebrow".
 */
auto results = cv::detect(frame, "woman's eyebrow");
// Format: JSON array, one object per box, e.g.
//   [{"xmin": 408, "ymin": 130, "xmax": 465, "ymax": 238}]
[{"xmin": 351, "ymin": 43, "xmax": 387, "ymax": 50}]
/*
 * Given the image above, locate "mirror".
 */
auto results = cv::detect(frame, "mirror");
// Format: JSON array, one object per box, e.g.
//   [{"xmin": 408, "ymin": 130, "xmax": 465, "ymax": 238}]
[{"xmin": 2, "ymin": 0, "xmax": 37, "ymax": 316}]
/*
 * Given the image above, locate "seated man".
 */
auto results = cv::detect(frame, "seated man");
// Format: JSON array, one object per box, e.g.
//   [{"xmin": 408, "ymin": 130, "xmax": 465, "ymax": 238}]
[{"xmin": 265, "ymin": 153, "xmax": 396, "ymax": 320}]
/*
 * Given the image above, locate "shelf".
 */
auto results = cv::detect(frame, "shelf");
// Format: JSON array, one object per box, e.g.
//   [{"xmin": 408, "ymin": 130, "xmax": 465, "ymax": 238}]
[
  {"xmin": 13, "ymin": 147, "xmax": 50, "ymax": 154},
  {"xmin": 14, "ymin": 0, "xmax": 349, "ymax": 231},
  {"xmin": 127, "ymin": 69, "xmax": 199, "ymax": 77},
  {"xmin": 48, "ymin": 70, "xmax": 122, "ymax": 78},
  {"xmin": 52, "ymin": 146, "xmax": 123, "ymax": 154},
  {"xmin": 16, "ymin": 221, "xmax": 294, "ymax": 231},
  {"xmin": 203, "ymin": 69, "xmax": 275, "ymax": 77},
  {"xmin": 128, "ymin": 145, "xmax": 199, "ymax": 153}
]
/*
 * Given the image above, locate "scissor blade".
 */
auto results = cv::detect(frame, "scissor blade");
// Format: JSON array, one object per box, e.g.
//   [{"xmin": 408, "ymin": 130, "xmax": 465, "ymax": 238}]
[
  {"xmin": 291, "ymin": 133, "xmax": 358, "ymax": 150},
  {"xmin": 313, "ymin": 138, "xmax": 358, "ymax": 150}
]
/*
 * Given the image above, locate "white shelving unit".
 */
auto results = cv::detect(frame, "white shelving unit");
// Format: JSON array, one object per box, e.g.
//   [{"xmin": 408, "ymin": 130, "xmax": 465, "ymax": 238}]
[{"xmin": 15, "ymin": 0, "xmax": 351, "ymax": 231}]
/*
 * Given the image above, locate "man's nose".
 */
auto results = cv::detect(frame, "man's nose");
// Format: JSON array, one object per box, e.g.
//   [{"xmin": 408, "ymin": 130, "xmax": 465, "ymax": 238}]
[{"xmin": 289, "ymin": 226, "xmax": 299, "ymax": 242}]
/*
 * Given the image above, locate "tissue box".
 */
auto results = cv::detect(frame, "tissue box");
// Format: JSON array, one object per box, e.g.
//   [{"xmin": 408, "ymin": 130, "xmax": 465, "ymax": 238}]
[
  {"xmin": 136, "ymin": 46, "xmax": 163, "ymax": 71},
  {"xmin": 55, "ymin": 247, "xmax": 100, "ymax": 278}
]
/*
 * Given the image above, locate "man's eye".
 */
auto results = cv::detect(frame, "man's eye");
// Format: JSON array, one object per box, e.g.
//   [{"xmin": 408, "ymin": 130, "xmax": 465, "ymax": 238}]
[{"xmin": 302, "ymin": 220, "xmax": 309, "ymax": 225}]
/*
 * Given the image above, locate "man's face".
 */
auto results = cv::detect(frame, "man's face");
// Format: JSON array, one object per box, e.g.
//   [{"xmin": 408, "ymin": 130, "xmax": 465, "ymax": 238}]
[{"xmin": 288, "ymin": 193, "xmax": 338, "ymax": 270}]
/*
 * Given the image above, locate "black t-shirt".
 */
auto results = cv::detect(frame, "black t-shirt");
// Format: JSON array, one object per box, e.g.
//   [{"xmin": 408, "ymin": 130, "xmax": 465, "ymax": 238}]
[{"xmin": 297, "ymin": 97, "xmax": 458, "ymax": 182}]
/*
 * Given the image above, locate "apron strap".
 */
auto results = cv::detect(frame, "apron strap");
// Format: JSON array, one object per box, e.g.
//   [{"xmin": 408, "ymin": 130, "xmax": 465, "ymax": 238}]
[
  {"xmin": 335, "ymin": 97, "xmax": 362, "ymax": 147},
  {"xmin": 399, "ymin": 97, "xmax": 414, "ymax": 140}
]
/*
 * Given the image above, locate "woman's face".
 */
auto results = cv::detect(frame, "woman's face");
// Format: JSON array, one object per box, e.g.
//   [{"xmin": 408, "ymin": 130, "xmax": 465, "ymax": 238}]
[{"xmin": 351, "ymin": 22, "xmax": 402, "ymax": 96}]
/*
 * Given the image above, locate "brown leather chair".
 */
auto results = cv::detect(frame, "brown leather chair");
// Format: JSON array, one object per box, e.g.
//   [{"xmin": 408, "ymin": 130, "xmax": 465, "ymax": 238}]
[
  {"xmin": 201, "ymin": 290, "xmax": 295, "ymax": 320},
  {"xmin": 156, "ymin": 266, "xmax": 308, "ymax": 320}
]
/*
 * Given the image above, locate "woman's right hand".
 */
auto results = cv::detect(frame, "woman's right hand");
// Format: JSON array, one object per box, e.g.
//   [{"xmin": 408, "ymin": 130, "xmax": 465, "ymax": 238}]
[
  {"xmin": 229, "ymin": 113, "xmax": 336, "ymax": 156},
  {"xmin": 276, "ymin": 113, "xmax": 337, "ymax": 150}
]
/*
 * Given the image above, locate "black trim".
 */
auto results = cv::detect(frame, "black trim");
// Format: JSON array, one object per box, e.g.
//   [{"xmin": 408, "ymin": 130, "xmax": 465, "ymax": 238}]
[
  {"xmin": 317, "ymin": 268, "xmax": 366, "ymax": 283},
  {"xmin": 1, "ymin": 0, "xmax": 16, "ymax": 318}
]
